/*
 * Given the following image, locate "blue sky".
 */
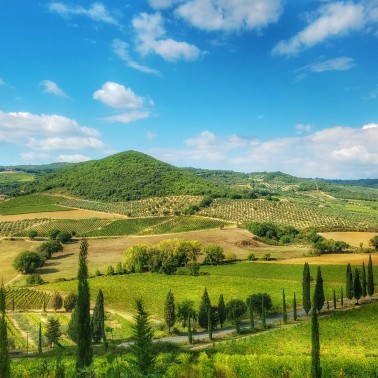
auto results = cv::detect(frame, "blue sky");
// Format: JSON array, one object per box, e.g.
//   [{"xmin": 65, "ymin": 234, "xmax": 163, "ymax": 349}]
[{"xmin": 0, "ymin": 0, "xmax": 377, "ymax": 179}]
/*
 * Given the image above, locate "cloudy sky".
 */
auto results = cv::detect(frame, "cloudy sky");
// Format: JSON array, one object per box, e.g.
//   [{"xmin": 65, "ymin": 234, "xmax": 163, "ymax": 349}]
[{"xmin": 1, "ymin": 0, "xmax": 377, "ymax": 179}]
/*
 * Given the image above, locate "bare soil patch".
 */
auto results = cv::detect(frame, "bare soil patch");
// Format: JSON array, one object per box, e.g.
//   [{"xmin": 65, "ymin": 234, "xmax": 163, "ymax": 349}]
[
  {"xmin": 0, "ymin": 209, "xmax": 125, "ymax": 222},
  {"xmin": 320, "ymin": 232, "xmax": 377, "ymax": 248},
  {"xmin": 273, "ymin": 253, "xmax": 378, "ymax": 266}
]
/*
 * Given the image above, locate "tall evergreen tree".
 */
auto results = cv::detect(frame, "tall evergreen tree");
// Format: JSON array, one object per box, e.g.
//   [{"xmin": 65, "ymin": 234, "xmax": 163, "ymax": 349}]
[
  {"xmin": 246, "ymin": 295, "xmax": 255, "ymax": 330},
  {"xmin": 164, "ymin": 290, "xmax": 175, "ymax": 333},
  {"xmin": 38, "ymin": 322, "xmax": 42, "ymax": 353},
  {"xmin": 340, "ymin": 287, "xmax": 344, "ymax": 307},
  {"xmin": 75, "ymin": 239, "xmax": 93, "ymax": 373},
  {"xmin": 177, "ymin": 300, "xmax": 196, "ymax": 344},
  {"xmin": 282, "ymin": 288, "xmax": 288, "ymax": 324},
  {"xmin": 91, "ymin": 289, "xmax": 106, "ymax": 343},
  {"xmin": 131, "ymin": 299, "xmax": 155, "ymax": 375},
  {"xmin": 45, "ymin": 318, "xmax": 61, "ymax": 348},
  {"xmin": 367, "ymin": 254, "xmax": 374, "ymax": 299},
  {"xmin": 333, "ymin": 289, "xmax": 336, "ymax": 309},
  {"xmin": 314, "ymin": 266, "xmax": 325, "ymax": 312},
  {"xmin": 346, "ymin": 263, "xmax": 354, "ymax": 303},
  {"xmin": 198, "ymin": 288, "xmax": 211, "ymax": 329},
  {"xmin": 0, "ymin": 281, "xmax": 10, "ymax": 378},
  {"xmin": 302, "ymin": 262, "xmax": 311, "ymax": 315},
  {"xmin": 353, "ymin": 268, "xmax": 362, "ymax": 304},
  {"xmin": 293, "ymin": 291, "xmax": 298, "ymax": 321},
  {"xmin": 218, "ymin": 294, "xmax": 227, "ymax": 329},
  {"xmin": 361, "ymin": 261, "xmax": 367, "ymax": 299},
  {"xmin": 261, "ymin": 294, "xmax": 266, "ymax": 329},
  {"xmin": 311, "ymin": 296, "xmax": 321, "ymax": 378},
  {"xmin": 207, "ymin": 308, "xmax": 213, "ymax": 340}
]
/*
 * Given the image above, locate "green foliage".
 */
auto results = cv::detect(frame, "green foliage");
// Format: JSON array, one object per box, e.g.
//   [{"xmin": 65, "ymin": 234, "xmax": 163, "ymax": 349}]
[
  {"xmin": 91, "ymin": 289, "xmax": 105, "ymax": 343},
  {"xmin": 361, "ymin": 262, "xmax": 367, "ymax": 298},
  {"xmin": 28, "ymin": 229, "xmax": 38, "ymax": 240},
  {"xmin": 198, "ymin": 288, "xmax": 211, "ymax": 329},
  {"xmin": 311, "ymin": 297, "xmax": 321, "ymax": 378},
  {"xmin": 314, "ymin": 267, "xmax": 325, "ymax": 312},
  {"xmin": 13, "ymin": 251, "xmax": 45, "ymax": 274},
  {"xmin": 217, "ymin": 294, "xmax": 227, "ymax": 329},
  {"xmin": 48, "ymin": 229, "xmax": 61, "ymax": 240},
  {"xmin": 353, "ymin": 268, "xmax": 362, "ymax": 303},
  {"xmin": 293, "ymin": 291, "xmax": 298, "ymax": 321},
  {"xmin": 44, "ymin": 318, "xmax": 61, "ymax": 347},
  {"xmin": 313, "ymin": 239, "xmax": 349, "ymax": 255},
  {"xmin": 76, "ymin": 239, "xmax": 93, "ymax": 371},
  {"xmin": 64, "ymin": 292, "xmax": 77, "ymax": 312},
  {"xmin": 123, "ymin": 244, "xmax": 148, "ymax": 273},
  {"xmin": 346, "ymin": 263, "xmax": 354, "ymax": 301},
  {"xmin": 367, "ymin": 254, "xmax": 374, "ymax": 297},
  {"xmin": 37, "ymin": 240, "xmax": 63, "ymax": 259},
  {"xmin": 302, "ymin": 262, "xmax": 311, "ymax": 315},
  {"xmin": 57, "ymin": 231, "xmax": 72, "ymax": 244},
  {"xmin": 51, "ymin": 292, "xmax": 63, "ymax": 312},
  {"xmin": 247, "ymin": 293, "xmax": 273, "ymax": 318},
  {"xmin": 247, "ymin": 222, "xmax": 299, "ymax": 244},
  {"xmin": 131, "ymin": 299, "xmax": 155, "ymax": 375},
  {"xmin": 26, "ymin": 274, "xmax": 44, "ymax": 285},
  {"xmin": 282, "ymin": 288, "xmax": 288, "ymax": 324},
  {"xmin": 68, "ymin": 307, "xmax": 79, "ymax": 343},
  {"xmin": 370, "ymin": 235, "xmax": 378, "ymax": 249},
  {"xmin": 226, "ymin": 299, "xmax": 247, "ymax": 333},
  {"xmin": 203, "ymin": 244, "xmax": 225, "ymax": 265},
  {"xmin": 0, "ymin": 282, "xmax": 10, "ymax": 378},
  {"xmin": 164, "ymin": 290, "xmax": 175, "ymax": 333}
]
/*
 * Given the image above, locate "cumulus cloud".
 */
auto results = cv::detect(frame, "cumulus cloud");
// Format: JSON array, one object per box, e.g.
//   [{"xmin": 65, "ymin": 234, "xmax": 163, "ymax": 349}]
[
  {"xmin": 0, "ymin": 111, "xmax": 105, "ymax": 158},
  {"xmin": 150, "ymin": 124, "xmax": 378, "ymax": 179},
  {"xmin": 40, "ymin": 80, "xmax": 67, "ymax": 97},
  {"xmin": 93, "ymin": 82, "xmax": 153, "ymax": 124},
  {"xmin": 56, "ymin": 154, "xmax": 92, "ymax": 163},
  {"xmin": 48, "ymin": 2, "xmax": 119, "ymax": 25},
  {"xmin": 133, "ymin": 12, "xmax": 201, "ymax": 61},
  {"xmin": 112, "ymin": 39, "xmax": 159, "ymax": 75},
  {"xmin": 176, "ymin": 0, "xmax": 282, "ymax": 31},
  {"xmin": 272, "ymin": 2, "xmax": 364, "ymax": 56}
]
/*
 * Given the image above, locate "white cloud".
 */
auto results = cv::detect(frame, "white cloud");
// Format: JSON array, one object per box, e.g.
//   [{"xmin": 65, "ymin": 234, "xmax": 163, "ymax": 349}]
[
  {"xmin": 56, "ymin": 154, "xmax": 92, "ymax": 163},
  {"xmin": 176, "ymin": 0, "xmax": 282, "ymax": 31},
  {"xmin": 133, "ymin": 13, "xmax": 201, "ymax": 61},
  {"xmin": 0, "ymin": 110, "xmax": 105, "ymax": 155},
  {"xmin": 295, "ymin": 124, "xmax": 312, "ymax": 134},
  {"xmin": 146, "ymin": 131, "xmax": 158, "ymax": 140},
  {"xmin": 21, "ymin": 152, "xmax": 50, "ymax": 161},
  {"xmin": 150, "ymin": 124, "xmax": 378, "ymax": 178},
  {"xmin": 104, "ymin": 111, "xmax": 151, "ymax": 124},
  {"xmin": 40, "ymin": 80, "xmax": 67, "ymax": 97},
  {"xmin": 112, "ymin": 39, "xmax": 159, "ymax": 75},
  {"xmin": 48, "ymin": 2, "xmax": 119, "ymax": 25},
  {"xmin": 26, "ymin": 137, "xmax": 105, "ymax": 151},
  {"xmin": 272, "ymin": 2, "xmax": 364, "ymax": 56},
  {"xmin": 93, "ymin": 82, "xmax": 145, "ymax": 110},
  {"xmin": 149, "ymin": 0, "xmax": 182, "ymax": 9}
]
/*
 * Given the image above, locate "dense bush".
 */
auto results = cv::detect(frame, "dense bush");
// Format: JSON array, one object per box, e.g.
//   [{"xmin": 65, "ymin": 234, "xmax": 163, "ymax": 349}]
[
  {"xmin": 13, "ymin": 251, "xmax": 45, "ymax": 274},
  {"xmin": 313, "ymin": 239, "xmax": 349, "ymax": 255},
  {"xmin": 26, "ymin": 273, "xmax": 44, "ymax": 285},
  {"xmin": 203, "ymin": 244, "xmax": 225, "ymax": 265},
  {"xmin": 37, "ymin": 240, "xmax": 63, "ymax": 259},
  {"xmin": 247, "ymin": 222, "xmax": 299, "ymax": 244}
]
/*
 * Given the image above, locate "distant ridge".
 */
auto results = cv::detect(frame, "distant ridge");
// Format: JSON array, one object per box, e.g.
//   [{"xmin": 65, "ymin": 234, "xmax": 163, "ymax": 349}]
[{"xmin": 24, "ymin": 151, "xmax": 227, "ymax": 202}]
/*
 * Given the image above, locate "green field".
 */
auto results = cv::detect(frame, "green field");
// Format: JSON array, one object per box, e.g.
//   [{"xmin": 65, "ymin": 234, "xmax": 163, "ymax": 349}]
[
  {"xmin": 0, "ymin": 194, "xmax": 71, "ymax": 215},
  {"xmin": 0, "ymin": 171, "xmax": 34, "ymax": 183},
  {"xmin": 42, "ymin": 262, "xmax": 377, "ymax": 319}
]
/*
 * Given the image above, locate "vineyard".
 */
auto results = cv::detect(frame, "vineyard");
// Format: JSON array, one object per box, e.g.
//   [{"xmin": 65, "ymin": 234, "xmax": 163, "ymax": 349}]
[
  {"xmin": 59, "ymin": 195, "xmax": 202, "ymax": 217},
  {"xmin": 0, "ymin": 219, "xmax": 50, "ymax": 237},
  {"xmin": 199, "ymin": 198, "xmax": 378, "ymax": 230},
  {"xmin": 4, "ymin": 288, "xmax": 51, "ymax": 311}
]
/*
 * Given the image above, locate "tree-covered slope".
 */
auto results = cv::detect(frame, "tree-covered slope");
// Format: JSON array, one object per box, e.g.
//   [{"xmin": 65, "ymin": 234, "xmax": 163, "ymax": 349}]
[{"xmin": 24, "ymin": 151, "xmax": 229, "ymax": 201}]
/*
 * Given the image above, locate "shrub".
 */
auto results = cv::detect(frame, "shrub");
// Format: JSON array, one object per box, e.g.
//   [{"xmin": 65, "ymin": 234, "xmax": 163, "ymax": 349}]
[
  {"xmin": 13, "ymin": 251, "xmax": 45, "ymax": 274},
  {"xmin": 176, "ymin": 261, "xmax": 201, "ymax": 276},
  {"xmin": 247, "ymin": 253, "xmax": 256, "ymax": 261},
  {"xmin": 64, "ymin": 292, "xmax": 78, "ymax": 312},
  {"xmin": 51, "ymin": 292, "xmax": 63, "ymax": 311},
  {"xmin": 106, "ymin": 265, "xmax": 115, "ymax": 276},
  {"xmin": 224, "ymin": 252, "xmax": 237, "ymax": 262},
  {"xmin": 203, "ymin": 245, "xmax": 225, "ymax": 265},
  {"xmin": 28, "ymin": 230, "xmax": 38, "ymax": 240},
  {"xmin": 57, "ymin": 231, "xmax": 72, "ymax": 244},
  {"xmin": 26, "ymin": 274, "xmax": 44, "ymax": 285}
]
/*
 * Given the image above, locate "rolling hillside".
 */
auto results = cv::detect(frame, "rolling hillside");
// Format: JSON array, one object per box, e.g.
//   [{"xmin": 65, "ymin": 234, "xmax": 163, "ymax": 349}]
[{"xmin": 23, "ymin": 151, "xmax": 231, "ymax": 202}]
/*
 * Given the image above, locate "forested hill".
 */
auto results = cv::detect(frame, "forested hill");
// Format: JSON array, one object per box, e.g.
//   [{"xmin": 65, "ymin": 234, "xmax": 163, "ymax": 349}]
[{"xmin": 23, "ymin": 151, "xmax": 232, "ymax": 201}]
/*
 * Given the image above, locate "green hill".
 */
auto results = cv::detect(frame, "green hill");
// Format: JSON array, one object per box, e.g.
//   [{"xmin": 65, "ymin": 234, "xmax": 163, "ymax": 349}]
[{"xmin": 24, "ymin": 151, "xmax": 232, "ymax": 202}]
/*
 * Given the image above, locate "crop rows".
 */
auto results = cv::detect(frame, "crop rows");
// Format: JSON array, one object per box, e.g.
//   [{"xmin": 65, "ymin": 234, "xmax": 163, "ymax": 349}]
[
  {"xmin": 5, "ymin": 288, "xmax": 51, "ymax": 310},
  {"xmin": 59, "ymin": 195, "xmax": 202, "ymax": 217},
  {"xmin": 17, "ymin": 218, "xmax": 112, "ymax": 237},
  {"xmin": 199, "ymin": 198, "xmax": 378, "ymax": 230},
  {"xmin": 0, "ymin": 218, "xmax": 50, "ymax": 237}
]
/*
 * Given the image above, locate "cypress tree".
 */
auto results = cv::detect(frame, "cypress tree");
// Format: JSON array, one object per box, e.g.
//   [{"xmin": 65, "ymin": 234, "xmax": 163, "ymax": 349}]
[
  {"xmin": 346, "ymin": 263, "xmax": 354, "ymax": 304},
  {"xmin": 302, "ymin": 262, "xmax": 311, "ymax": 315},
  {"xmin": 311, "ymin": 296, "xmax": 321, "ymax": 378},
  {"xmin": 293, "ymin": 292, "xmax": 298, "ymax": 321},
  {"xmin": 282, "ymin": 288, "xmax": 288, "ymax": 324},
  {"xmin": 261, "ymin": 294, "xmax": 266, "ymax": 329},
  {"xmin": 207, "ymin": 308, "xmax": 213, "ymax": 341},
  {"xmin": 314, "ymin": 266, "xmax": 325, "ymax": 312},
  {"xmin": 340, "ymin": 287, "xmax": 344, "ymax": 307},
  {"xmin": 246, "ymin": 295, "xmax": 255, "ymax": 330},
  {"xmin": 353, "ymin": 268, "xmax": 362, "ymax": 304},
  {"xmin": 131, "ymin": 299, "xmax": 155, "ymax": 375},
  {"xmin": 367, "ymin": 254, "xmax": 374, "ymax": 299},
  {"xmin": 91, "ymin": 289, "xmax": 106, "ymax": 343},
  {"xmin": 218, "ymin": 294, "xmax": 227, "ymax": 329},
  {"xmin": 38, "ymin": 322, "xmax": 42, "ymax": 353},
  {"xmin": 361, "ymin": 261, "xmax": 367, "ymax": 299},
  {"xmin": 164, "ymin": 290, "xmax": 175, "ymax": 333},
  {"xmin": 45, "ymin": 318, "xmax": 61, "ymax": 348},
  {"xmin": 198, "ymin": 288, "xmax": 211, "ymax": 329},
  {"xmin": 0, "ymin": 281, "xmax": 10, "ymax": 378},
  {"xmin": 76, "ymin": 239, "xmax": 93, "ymax": 373},
  {"xmin": 333, "ymin": 289, "xmax": 336, "ymax": 310}
]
